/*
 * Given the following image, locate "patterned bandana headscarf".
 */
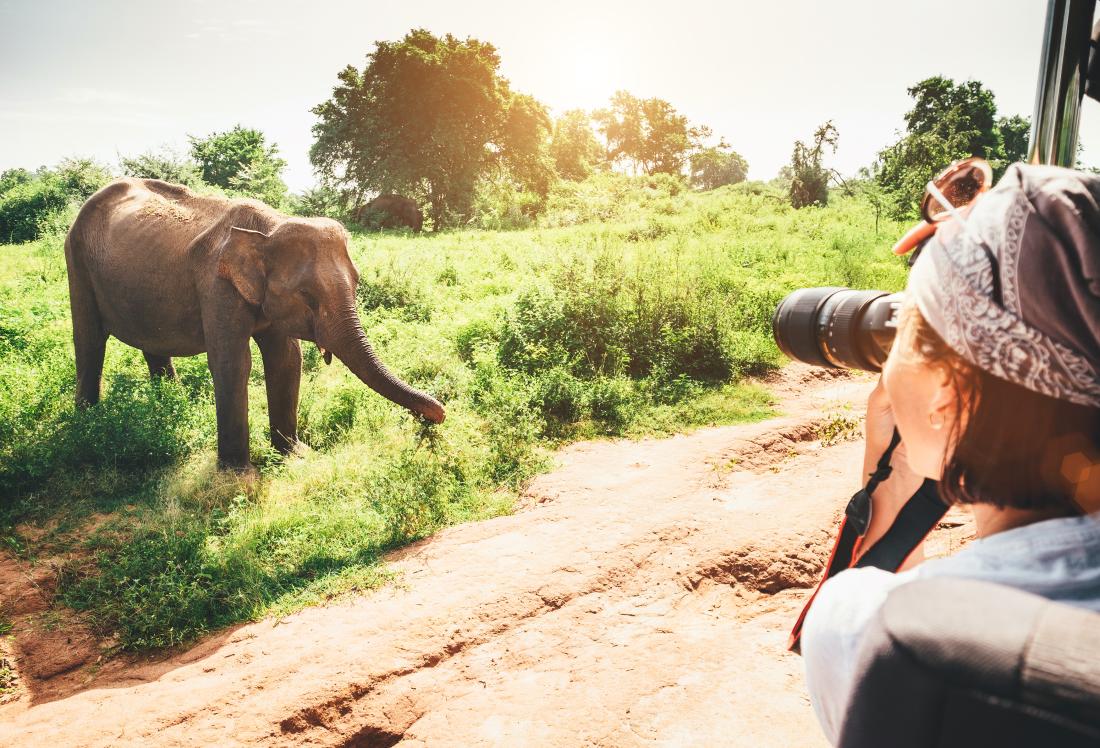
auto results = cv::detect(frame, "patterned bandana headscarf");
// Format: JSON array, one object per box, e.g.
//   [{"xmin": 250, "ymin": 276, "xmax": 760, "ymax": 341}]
[{"xmin": 907, "ymin": 163, "xmax": 1100, "ymax": 408}]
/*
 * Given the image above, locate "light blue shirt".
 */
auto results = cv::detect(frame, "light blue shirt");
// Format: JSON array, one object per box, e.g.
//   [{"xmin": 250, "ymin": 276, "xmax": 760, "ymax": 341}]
[{"xmin": 802, "ymin": 513, "xmax": 1100, "ymax": 745}]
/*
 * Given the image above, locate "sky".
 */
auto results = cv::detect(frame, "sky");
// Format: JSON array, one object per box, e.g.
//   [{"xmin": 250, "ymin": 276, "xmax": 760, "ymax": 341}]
[{"xmin": 1, "ymin": 0, "xmax": 1095, "ymax": 192}]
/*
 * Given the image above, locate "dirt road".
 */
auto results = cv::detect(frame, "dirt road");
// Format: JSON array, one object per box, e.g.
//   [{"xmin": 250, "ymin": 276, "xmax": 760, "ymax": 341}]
[{"xmin": 0, "ymin": 367, "xmax": 970, "ymax": 746}]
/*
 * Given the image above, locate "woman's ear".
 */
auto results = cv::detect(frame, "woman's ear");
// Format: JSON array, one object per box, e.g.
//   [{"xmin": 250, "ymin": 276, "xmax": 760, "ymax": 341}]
[
  {"xmin": 928, "ymin": 364, "xmax": 963, "ymax": 426},
  {"xmin": 217, "ymin": 226, "xmax": 269, "ymax": 306}
]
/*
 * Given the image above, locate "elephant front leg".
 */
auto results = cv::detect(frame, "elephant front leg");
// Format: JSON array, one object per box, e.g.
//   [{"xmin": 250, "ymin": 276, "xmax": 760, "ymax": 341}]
[
  {"xmin": 207, "ymin": 342, "xmax": 253, "ymax": 470},
  {"xmin": 255, "ymin": 331, "xmax": 302, "ymax": 454}
]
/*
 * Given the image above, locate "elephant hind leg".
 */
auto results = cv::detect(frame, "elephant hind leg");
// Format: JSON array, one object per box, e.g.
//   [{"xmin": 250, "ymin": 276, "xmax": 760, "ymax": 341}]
[
  {"xmin": 67, "ymin": 259, "xmax": 107, "ymax": 407},
  {"xmin": 144, "ymin": 352, "xmax": 176, "ymax": 380}
]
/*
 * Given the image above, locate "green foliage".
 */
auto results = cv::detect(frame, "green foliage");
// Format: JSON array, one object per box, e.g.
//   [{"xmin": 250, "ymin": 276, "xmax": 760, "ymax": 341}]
[
  {"xmin": 53, "ymin": 158, "xmax": 113, "ymax": 202},
  {"xmin": 551, "ymin": 109, "xmax": 605, "ymax": 181},
  {"xmin": 498, "ymin": 93, "xmax": 556, "ymax": 198},
  {"xmin": 0, "ymin": 173, "xmax": 71, "ymax": 243},
  {"xmin": 788, "ymin": 121, "xmax": 838, "ymax": 209},
  {"xmin": 286, "ymin": 184, "xmax": 351, "ymax": 220},
  {"xmin": 355, "ymin": 262, "xmax": 433, "ymax": 322},
  {"xmin": 594, "ymin": 90, "xmax": 710, "ymax": 175},
  {"xmin": 0, "ymin": 168, "xmax": 33, "ymax": 195},
  {"xmin": 0, "ymin": 173, "xmax": 907, "ymax": 652},
  {"xmin": 874, "ymin": 77, "xmax": 1030, "ymax": 218},
  {"xmin": 0, "ymin": 159, "xmax": 112, "ymax": 243},
  {"xmin": 470, "ymin": 175, "xmax": 544, "ymax": 230},
  {"xmin": 691, "ymin": 146, "xmax": 749, "ymax": 190},
  {"xmin": 119, "ymin": 147, "xmax": 205, "ymax": 188},
  {"xmin": 189, "ymin": 125, "xmax": 288, "ymax": 207},
  {"xmin": 998, "ymin": 114, "xmax": 1031, "ymax": 164},
  {"xmin": 311, "ymin": 29, "xmax": 552, "ymax": 227}
]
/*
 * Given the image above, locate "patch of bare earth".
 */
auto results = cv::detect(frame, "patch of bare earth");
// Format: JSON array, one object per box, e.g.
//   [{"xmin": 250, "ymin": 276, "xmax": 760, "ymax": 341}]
[{"xmin": 0, "ymin": 365, "xmax": 974, "ymax": 746}]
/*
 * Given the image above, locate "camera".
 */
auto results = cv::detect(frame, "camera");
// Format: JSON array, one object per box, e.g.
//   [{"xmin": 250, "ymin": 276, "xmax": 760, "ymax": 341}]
[{"xmin": 771, "ymin": 288, "xmax": 904, "ymax": 372}]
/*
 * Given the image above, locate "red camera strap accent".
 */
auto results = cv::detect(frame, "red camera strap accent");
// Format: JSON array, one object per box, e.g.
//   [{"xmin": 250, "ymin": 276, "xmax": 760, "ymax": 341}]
[{"xmin": 787, "ymin": 481, "xmax": 947, "ymax": 653}]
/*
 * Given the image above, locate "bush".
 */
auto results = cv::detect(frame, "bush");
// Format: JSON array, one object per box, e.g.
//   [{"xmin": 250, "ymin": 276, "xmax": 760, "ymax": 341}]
[
  {"xmin": 0, "ymin": 159, "xmax": 112, "ymax": 243},
  {"xmin": 356, "ymin": 264, "xmax": 433, "ymax": 322},
  {"xmin": 0, "ymin": 174, "xmax": 71, "ymax": 243},
  {"xmin": 0, "ymin": 368, "xmax": 210, "ymax": 499},
  {"xmin": 496, "ymin": 252, "xmax": 744, "ymax": 383},
  {"xmin": 119, "ymin": 148, "xmax": 205, "ymax": 188}
]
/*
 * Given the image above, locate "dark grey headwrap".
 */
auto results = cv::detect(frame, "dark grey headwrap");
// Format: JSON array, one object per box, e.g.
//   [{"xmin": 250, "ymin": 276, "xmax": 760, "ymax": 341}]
[{"xmin": 907, "ymin": 163, "xmax": 1100, "ymax": 407}]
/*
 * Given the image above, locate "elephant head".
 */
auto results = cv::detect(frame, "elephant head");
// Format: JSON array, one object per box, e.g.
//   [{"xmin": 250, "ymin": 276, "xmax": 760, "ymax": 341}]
[{"xmin": 217, "ymin": 218, "xmax": 445, "ymax": 423}]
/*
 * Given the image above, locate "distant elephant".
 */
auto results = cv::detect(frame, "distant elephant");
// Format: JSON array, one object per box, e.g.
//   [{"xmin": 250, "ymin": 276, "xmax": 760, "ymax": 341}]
[
  {"xmin": 355, "ymin": 194, "xmax": 424, "ymax": 232},
  {"xmin": 65, "ymin": 178, "xmax": 444, "ymax": 470}
]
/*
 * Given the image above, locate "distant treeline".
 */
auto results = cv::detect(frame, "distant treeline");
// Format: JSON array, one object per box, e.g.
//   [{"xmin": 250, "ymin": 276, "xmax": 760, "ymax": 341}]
[{"xmin": 0, "ymin": 29, "xmax": 1033, "ymax": 241}]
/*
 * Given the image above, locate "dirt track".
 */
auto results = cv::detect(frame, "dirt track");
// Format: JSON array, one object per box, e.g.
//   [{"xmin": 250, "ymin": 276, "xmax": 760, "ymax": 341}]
[{"xmin": 0, "ymin": 366, "xmax": 972, "ymax": 746}]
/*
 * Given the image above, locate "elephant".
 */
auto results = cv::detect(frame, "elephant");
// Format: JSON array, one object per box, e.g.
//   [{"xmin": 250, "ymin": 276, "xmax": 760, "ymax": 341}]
[
  {"xmin": 355, "ymin": 194, "xmax": 424, "ymax": 232},
  {"xmin": 65, "ymin": 178, "xmax": 445, "ymax": 470}
]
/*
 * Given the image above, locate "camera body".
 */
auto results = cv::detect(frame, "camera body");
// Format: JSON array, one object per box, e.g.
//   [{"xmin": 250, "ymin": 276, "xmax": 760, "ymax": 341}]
[{"xmin": 771, "ymin": 288, "xmax": 903, "ymax": 372}]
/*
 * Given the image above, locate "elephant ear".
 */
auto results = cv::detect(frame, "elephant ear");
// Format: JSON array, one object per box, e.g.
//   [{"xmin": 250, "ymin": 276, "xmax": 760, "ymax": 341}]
[{"xmin": 217, "ymin": 226, "xmax": 269, "ymax": 307}]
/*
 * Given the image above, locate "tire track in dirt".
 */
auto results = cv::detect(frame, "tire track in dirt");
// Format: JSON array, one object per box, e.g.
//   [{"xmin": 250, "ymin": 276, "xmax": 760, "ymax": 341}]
[{"xmin": 0, "ymin": 366, "xmax": 881, "ymax": 747}]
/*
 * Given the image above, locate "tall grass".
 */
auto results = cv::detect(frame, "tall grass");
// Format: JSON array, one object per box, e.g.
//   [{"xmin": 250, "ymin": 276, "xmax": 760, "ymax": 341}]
[{"xmin": 0, "ymin": 174, "xmax": 908, "ymax": 650}]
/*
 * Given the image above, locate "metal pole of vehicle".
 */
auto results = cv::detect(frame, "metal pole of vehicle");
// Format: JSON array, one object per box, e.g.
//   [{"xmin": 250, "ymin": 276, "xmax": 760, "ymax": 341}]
[{"xmin": 1028, "ymin": 0, "xmax": 1095, "ymax": 167}]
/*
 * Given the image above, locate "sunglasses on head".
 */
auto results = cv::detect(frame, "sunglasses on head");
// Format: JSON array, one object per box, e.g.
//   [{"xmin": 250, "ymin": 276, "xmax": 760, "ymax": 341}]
[{"xmin": 893, "ymin": 157, "xmax": 993, "ymax": 255}]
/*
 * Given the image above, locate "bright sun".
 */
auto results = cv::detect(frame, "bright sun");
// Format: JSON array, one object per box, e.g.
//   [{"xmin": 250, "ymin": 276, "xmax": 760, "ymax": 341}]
[{"xmin": 559, "ymin": 44, "xmax": 621, "ymax": 108}]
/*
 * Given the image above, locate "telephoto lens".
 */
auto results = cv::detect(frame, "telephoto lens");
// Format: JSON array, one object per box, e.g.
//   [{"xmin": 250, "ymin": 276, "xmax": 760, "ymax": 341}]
[{"xmin": 771, "ymin": 288, "xmax": 903, "ymax": 372}]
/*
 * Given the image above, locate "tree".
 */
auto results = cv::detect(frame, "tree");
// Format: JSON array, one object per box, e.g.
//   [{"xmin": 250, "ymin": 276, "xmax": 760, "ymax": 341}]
[
  {"xmin": 690, "ymin": 144, "xmax": 748, "ymax": 190},
  {"xmin": 497, "ymin": 93, "xmax": 555, "ymax": 198},
  {"xmin": 0, "ymin": 158, "xmax": 111, "ymax": 243},
  {"xmin": 550, "ymin": 109, "xmax": 604, "ymax": 181},
  {"xmin": 874, "ymin": 77, "xmax": 1028, "ymax": 217},
  {"xmin": 0, "ymin": 168, "xmax": 32, "ymax": 196},
  {"xmin": 788, "ymin": 121, "xmax": 839, "ymax": 208},
  {"xmin": 310, "ymin": 29, "xmax": 551, "ymax": 227},
  {"xmin": 594, "ymin": 91, "xmax": 709, "ymax": 176},
  {"xmin": 189, "ymin": 125, "xmax": 288, "ymax": 206},
  {"xmin": 120, "ymin": 147, "xmax": 204, "ymax": 188},
  {"xmin": 998, "ymin": 114, "xmax": 1031, "ymax": 165}
]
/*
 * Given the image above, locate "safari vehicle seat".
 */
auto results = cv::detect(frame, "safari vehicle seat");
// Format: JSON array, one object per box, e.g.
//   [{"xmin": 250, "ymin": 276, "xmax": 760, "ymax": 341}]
[{"xmin": 837, "ymin": 578, "xmax": 1100, "ymax": 747}]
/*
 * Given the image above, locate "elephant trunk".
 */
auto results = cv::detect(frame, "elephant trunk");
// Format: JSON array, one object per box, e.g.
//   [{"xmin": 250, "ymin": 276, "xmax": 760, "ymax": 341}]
[{"xmin": 322, "ymin": 305, "xmax": 445, "ymax": 423}]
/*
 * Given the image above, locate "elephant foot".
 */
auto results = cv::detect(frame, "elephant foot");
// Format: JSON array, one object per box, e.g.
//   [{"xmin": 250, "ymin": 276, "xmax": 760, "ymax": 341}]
[{"xmin": 217, "ymin": 456, "xmax": 258, "ymax": 478}]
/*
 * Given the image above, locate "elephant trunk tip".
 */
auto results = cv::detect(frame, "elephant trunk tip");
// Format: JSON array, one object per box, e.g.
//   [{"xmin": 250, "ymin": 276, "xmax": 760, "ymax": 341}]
[{"xmin": 417, "ymin": 398, "xmax": 446, "ymax": 424}]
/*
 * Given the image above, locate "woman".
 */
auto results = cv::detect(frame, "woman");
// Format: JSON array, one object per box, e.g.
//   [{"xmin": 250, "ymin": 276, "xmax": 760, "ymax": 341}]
[{"xmin": 801, "ymin": 163, "xmax": 1100, "ymax": 744}]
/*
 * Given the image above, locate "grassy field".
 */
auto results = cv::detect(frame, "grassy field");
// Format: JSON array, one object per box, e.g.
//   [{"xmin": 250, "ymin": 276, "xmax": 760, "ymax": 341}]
[{"xmin": 0, "ymin": 175, "xmax": 909, "ymax": 651}]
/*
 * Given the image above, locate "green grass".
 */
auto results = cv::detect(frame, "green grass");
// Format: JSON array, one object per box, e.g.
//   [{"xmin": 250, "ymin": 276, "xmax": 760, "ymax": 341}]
[{"xmin": 0, "ymin": 174, "xmax": 909, "ymax": 651}]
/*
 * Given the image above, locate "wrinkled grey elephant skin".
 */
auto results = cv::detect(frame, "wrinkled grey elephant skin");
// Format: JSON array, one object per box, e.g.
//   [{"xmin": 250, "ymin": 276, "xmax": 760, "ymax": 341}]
[
  {"xmin": 356, "ymin": 194, "xmax": 424, "ymax": 232},
  {"xmin": 65, "ymin": 178, "xmax": 444, "ymax": 469}
]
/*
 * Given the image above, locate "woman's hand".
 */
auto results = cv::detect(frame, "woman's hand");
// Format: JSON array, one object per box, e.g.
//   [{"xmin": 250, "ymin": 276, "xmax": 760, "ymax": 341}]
[{"xmin": 859, "ymin": 378, "xmax": 927, "ymax": 556}]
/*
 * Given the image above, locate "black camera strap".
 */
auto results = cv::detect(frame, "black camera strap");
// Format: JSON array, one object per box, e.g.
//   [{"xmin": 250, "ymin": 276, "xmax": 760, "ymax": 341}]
[{"xmin": 787, "ymin": 429, "xmax": 948, "ymax": 653}]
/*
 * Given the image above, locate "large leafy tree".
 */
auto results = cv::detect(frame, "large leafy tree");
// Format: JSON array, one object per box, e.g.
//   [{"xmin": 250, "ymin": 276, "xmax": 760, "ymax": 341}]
[
  {"xmin": 594, "ymin": 91, "xmax": 709, "ymax": 176},
  {"xmin": 310, "ymin": 29, "xmax": 550, "ymax": 227},
  {"xmin": 875, "ymin": 77, "xmax": 1029, "ymax": 217},
  {"xmin": 690, "ymin": 144, "xmax": 748, "ymax": 190},
  {"xmin": 189, "ymin": 125, "xmax": 288, "ymax": 206},
  {"xmin": 497, "ymin": 93, "xmax": 555, "ymax": 198},
  {"xmin": 551, "ymin": 109, "xmax": 605, "ymax": 181}
]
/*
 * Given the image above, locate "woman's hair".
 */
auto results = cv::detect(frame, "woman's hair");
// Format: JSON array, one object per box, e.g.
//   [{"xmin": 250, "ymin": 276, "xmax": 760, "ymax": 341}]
[{"xmin": 901, "ymin": 304, "xmax": 1100, "ymax": 514}]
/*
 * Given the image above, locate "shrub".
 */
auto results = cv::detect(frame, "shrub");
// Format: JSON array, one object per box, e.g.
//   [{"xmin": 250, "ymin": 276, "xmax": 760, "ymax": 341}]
[
  {"xmin": 356, "ymin": 264, "xmax": 432, "ymax": 322},
  {"xmin": 0, "ymin": 174, "xmax": 71, "ymax": 243},
  {"xmin": 119, "ymin": 148, "xmax": 205, "ymax": 188}
]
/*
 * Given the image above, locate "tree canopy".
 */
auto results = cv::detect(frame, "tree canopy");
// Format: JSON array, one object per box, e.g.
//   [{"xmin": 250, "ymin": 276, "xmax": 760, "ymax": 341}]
[
  {"xmin": 551, "ymin": 109, "xmax": 605, "ymax": 181},
  {"xmin": 690, "ymin": 145, "xmax": 748, "ymax": 190},
  {"xmin": 874, "ymin": 77, "xmax": 1030, "ymax": 217},
  {"xmin": 189, "ymin": 125, "xmax": 288, "ymax": 207},
  {"xmin": 310, "ymin": 29, "xmax": 552, "ymax": 227},
  {"xmin": 594, "ymin": 91, "xmax": 709, "ymax": 176}
]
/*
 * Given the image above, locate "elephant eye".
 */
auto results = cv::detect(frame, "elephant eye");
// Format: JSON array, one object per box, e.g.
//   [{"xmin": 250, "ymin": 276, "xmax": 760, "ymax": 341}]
[{"xmin": 299, "ymin": 289, "xmax": 318, "ymax": 309}]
